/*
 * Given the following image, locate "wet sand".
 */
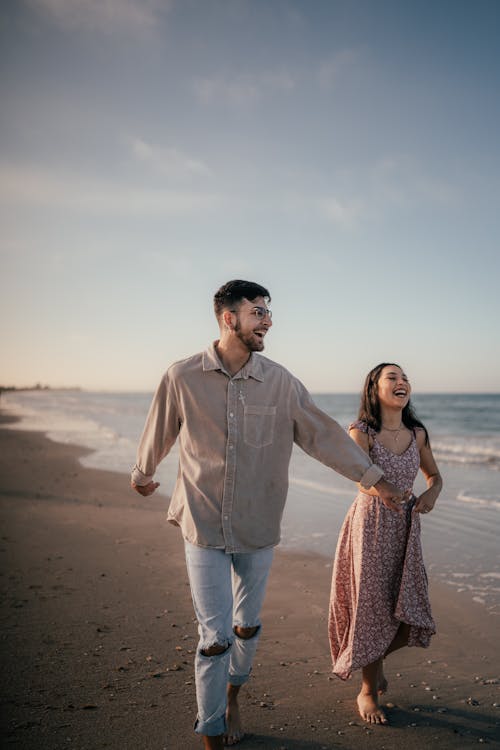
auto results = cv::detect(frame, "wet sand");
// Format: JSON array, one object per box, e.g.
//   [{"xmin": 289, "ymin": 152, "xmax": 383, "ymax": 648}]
[{"xmin": 1, "ymin": 413, "xmax": 499, "ymax": 749}]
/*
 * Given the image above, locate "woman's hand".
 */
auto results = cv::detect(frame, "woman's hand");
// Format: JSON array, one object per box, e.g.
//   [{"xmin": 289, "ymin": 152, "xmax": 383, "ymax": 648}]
[
  {"xmin": 373, "ymin": 478, "xmax": 405, "ymax": 513},
  {"xmin": 414, "ymin": 488, "xmax": 437, "ymax": 514},
  {"xmin": 415, "ymin": 431, "xmax": 442, "ymax": 514}
]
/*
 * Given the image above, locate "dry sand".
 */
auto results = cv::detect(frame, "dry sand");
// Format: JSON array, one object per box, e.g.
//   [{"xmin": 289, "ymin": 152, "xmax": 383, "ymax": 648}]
[{"xmin": 1, "ymin": 413, "xmax": 499, "ymax": 749}]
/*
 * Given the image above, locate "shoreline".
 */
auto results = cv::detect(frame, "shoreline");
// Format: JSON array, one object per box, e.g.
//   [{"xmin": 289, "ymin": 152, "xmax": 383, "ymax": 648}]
[{"xmin": 1, "ymin": 414, "xmax": 499, "ymax": 749}]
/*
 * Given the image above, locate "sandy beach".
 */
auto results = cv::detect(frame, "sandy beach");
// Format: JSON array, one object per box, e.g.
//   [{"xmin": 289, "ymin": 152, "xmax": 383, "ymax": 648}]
[{"xmin": 1, "ymin": 413, "xmax": 499, "ymax": 749}]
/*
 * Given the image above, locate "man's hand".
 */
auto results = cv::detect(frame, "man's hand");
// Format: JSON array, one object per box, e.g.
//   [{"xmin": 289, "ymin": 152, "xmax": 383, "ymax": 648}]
[
  {"xmin": 373, "ymin": 478, "xmax": 405, "ymax": 513},
  {"xmin": 131, "ymin": 480, "xmax": 160, "ymax": 497}
]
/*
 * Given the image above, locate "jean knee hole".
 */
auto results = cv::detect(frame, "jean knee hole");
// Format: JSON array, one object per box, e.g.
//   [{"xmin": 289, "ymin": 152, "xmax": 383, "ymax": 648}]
[{"xmin": 233, "ymin": 625, "xmax": 260, "ymax": 640}]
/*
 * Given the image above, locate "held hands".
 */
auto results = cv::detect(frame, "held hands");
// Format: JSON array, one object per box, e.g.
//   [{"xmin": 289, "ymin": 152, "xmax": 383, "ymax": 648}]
[
  {"xmin": 373, "ymin": 478, "xmax": 410, "ymax": 513},
  {"xmin": 131, "ymin": 480, "xmax": 160, "ymax": 497}
]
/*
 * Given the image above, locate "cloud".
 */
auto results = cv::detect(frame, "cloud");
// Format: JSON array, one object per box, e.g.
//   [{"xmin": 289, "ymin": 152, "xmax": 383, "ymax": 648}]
[
  {"xmin": 0, "ymin": 163, "xmax": 222, "ymax": 217},
  {"xmin": 368, "ymin": 156, "xmax": 459, "ymax": 209},
  {"xmin": 319, "ymin": 196, "xmax": 363, "ymax": 227},
  {"xmin": 28, "ymin": 0, "xmax": 170, "ymax": 33},
  {"xmin": 193, "ymin": 69, "xmax": 295, "ymax": 106},
  {"xmin": 128, "ymin": 137, "xmax": 212, "ymax": 179},
  {"xmin": 317, "ymin": 48, "xmax": 363, "ymax": 88},
  {"xmin": 277, "ymin": 155, "xmax": 458, "ymax": 231}
]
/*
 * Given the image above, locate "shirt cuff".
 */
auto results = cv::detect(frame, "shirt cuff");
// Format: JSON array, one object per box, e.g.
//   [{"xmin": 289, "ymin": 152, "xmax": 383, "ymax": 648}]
[
  {"xmin": 359, "ymin": 463, "xmax": 384, "ymax": 490},
  {"xmin": 131, "ymin": 465, "xmax": 154, "ymax": 486}
]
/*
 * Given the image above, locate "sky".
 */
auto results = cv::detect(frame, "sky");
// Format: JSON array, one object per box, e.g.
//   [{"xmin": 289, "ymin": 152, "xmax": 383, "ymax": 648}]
[{"xmin": 1, "ymin": 0, "xmax": 499, "ymax": 394}]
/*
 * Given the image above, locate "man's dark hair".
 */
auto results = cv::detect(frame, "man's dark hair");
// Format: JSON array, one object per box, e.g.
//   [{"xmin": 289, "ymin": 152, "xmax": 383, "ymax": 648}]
[{"xmin": 213, "ymin": 280, "xmax": 271, "ymax": 317}]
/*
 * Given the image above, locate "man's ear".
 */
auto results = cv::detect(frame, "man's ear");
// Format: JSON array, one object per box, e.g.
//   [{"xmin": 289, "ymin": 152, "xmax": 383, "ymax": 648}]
[{"xmin": 222, "ymin": 309, "xmax": 234, "ymax": 330}]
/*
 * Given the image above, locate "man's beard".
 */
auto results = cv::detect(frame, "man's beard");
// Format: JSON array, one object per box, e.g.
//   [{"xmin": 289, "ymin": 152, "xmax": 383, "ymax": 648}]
[{"xmin": 234, "ymin": 321, "xmax": 264, "ymax": 352}]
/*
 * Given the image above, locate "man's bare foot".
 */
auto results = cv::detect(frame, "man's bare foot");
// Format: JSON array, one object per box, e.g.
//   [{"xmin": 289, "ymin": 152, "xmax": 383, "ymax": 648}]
[
  {"xmin": 357, "ymin": 691, "xmax": 388, "ymax": 725},
  {"xmin": 377, "ymin": 662, "xmax": 388, "ymax": 695},
  {"xmin": 224, "ymin": 699, "xmax": 244, "ymax": 746}
]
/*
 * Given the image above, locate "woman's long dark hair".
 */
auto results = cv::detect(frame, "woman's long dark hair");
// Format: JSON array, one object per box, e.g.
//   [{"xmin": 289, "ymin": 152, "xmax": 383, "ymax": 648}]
[{"xmin": 358, "ymin": 362, "xmax": 429, "ymax": 444}]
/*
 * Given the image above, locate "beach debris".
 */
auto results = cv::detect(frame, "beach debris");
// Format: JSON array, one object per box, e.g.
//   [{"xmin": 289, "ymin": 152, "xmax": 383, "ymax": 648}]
[
  {"xmin": 386, "ymin": 702, "xmax": 395, "ymax": 708},
  {"xmin": 96, "ymin": 625, "xmax": 111, "ymax": 633},
  {"xmin": 167, "ymin": 663, "xmax": 183, "ymax": 671},
  {"xmin": 466, "ymin": 697, "xmax": 480, "ymax": 705},
  {"xmin": 482, "ymin": 678, "xmax": 498, "ymax": 684}
]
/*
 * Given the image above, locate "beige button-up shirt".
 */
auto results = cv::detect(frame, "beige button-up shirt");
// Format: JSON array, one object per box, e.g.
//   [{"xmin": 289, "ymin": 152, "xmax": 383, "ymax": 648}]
[{"xmin": 131, "ymin": 343, "xmax": 383, "ymax": 552}]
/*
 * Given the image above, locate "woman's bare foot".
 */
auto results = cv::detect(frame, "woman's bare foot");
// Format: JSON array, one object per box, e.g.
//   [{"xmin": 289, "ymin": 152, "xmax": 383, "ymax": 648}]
[
  {"xmin": 202, "ymin": 735, "xmax": 224, "ymax": 750},
  {"xmin": 377, "ymin": 661, "xmax": 388, "ymax": 695},
  {"xmin": 224, "ymin": 696, "xmax": 244, "ymax": 746},
  {"xmin": 357, "ymin": 691, "xmax": 388, "ymax": 725}
]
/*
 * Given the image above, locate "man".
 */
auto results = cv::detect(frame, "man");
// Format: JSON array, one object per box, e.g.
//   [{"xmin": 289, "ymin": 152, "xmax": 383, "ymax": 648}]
[{"xmin": 131, "ymin": 280, "xmax": 403, "ymax": 749}]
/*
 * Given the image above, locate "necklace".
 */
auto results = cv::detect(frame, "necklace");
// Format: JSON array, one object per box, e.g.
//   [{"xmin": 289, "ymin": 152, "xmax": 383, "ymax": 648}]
[{"xmin": 381, "ymin": 423, "xmax": 404, "ymax": 442}]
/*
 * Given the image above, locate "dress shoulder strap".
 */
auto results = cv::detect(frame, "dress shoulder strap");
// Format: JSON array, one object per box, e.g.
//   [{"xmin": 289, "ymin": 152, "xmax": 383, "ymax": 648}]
[
  {"xmin": 348, "ymin": 419, "xmax": 378, "ymax": 437},
  {"xmin": 349, "ymin": 419, "xmax": 368, "ymax": 434}
]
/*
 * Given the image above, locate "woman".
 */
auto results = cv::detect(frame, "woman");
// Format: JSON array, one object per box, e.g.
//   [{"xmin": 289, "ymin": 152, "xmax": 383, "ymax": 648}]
[{"xmin": 328, "ymin": 363, "xmax": 442, "ymax": 725}]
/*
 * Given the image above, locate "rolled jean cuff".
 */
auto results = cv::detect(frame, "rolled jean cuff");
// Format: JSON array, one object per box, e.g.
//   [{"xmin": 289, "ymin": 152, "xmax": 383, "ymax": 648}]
[
  {"xmin": 228, "ymin": 670, "xmax": 251, "ymax": 687},
  {"xmin": 194, "ymin": 714, "xmax": 226, "ymax": 736}
]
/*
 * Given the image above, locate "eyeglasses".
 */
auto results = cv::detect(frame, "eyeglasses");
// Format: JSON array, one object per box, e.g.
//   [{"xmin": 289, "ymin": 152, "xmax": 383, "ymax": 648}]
[
  {"xmin": 250, "ymin": 306, "xmax": 272, "ymax": 320},
  {"xmin": 231, "ymin": 306, "xmax": 272, "ymax": 320}
]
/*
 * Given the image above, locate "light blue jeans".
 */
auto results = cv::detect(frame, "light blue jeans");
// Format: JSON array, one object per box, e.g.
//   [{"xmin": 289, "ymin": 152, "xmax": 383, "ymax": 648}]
[{"xmin": 184, "ymin": 541, "xmax": 274, "ymax": 737}]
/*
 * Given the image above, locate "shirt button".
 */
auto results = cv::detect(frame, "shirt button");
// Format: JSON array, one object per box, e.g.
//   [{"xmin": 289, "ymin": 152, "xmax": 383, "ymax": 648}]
[
  {"xmin": 229, "ymin": 412, "xmax": 234, "ymax": 418},
  {"xmin": 224, "ymin": 515, "xmax": 228, "ymax": 520},
  {"xmin": 229, "ymin": 445, "xmax": 233, "ymax": 450}
]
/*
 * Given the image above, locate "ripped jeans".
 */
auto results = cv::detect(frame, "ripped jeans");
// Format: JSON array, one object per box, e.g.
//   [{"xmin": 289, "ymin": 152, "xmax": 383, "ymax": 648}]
[{"xmin": 184, "ymin": 541, "xmax": 274, "ymax": 736}]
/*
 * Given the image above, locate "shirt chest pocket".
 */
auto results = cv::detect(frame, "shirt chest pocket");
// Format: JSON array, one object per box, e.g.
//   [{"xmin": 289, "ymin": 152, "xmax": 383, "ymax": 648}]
[{"xmin": 243, "ymin": 405, "xmax": 277, "ymax": 448}]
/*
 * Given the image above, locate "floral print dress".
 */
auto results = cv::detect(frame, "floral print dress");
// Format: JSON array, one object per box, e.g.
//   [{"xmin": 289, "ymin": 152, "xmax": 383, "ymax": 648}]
[{"xmin": 328, "ymin": 420, "xmax": 436, "ymax": 680}]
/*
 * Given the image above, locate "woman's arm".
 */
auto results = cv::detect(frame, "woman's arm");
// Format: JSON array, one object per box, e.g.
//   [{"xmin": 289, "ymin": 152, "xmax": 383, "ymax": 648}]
[{"xmin": 414, "ymin": 429, "xmax": 443, "ymax": 514}]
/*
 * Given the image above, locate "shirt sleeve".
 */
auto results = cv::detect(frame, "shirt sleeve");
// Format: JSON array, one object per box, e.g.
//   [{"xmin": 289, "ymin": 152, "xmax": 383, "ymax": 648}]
[
  {"xmin": 291, "ymin": 378, "xmax": 383, "ymax": 489},
  {"xmin": 131, "ymin": 370, "xmax": 181, "ymax": 486}
]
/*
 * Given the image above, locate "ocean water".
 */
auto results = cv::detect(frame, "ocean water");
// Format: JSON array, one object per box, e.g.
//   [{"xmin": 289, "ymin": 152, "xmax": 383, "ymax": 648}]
[{"xmin": 2, "ymin": 389, "xmax": 499, "ymax": 615}]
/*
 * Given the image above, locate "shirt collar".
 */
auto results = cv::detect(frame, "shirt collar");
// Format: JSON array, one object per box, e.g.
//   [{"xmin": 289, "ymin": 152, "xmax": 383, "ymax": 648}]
[{"xmin": 202, "ymin": 342, "xmax": 265, "ymax": 382}]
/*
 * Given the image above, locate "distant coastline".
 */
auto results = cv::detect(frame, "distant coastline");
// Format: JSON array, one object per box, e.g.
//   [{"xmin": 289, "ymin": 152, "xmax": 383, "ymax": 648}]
[{"xmin": 0, "ymin": 384, "xmax": 81, "ymax": 394}]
